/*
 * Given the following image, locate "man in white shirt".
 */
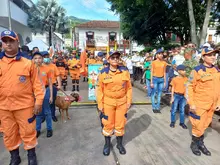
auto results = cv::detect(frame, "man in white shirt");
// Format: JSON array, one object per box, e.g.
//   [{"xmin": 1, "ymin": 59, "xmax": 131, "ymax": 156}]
[
  {"xmin": 172, "ymin": 49, "xmax": 185, "ymax": 76},
  {"xmin": 131, "ymin": 52, "xmax": 141, "ymax": 80}
]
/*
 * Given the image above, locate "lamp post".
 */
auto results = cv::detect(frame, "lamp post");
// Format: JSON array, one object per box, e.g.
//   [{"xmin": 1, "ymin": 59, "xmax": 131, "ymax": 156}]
[{"xmin": 7, "ymin": 0, "xmax": 12, "ymax": 30}]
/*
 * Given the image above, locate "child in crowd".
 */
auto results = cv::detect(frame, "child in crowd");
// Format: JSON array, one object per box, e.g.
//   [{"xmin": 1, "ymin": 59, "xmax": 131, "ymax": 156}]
[
  {"xmin": 33, "ymin": 52, "xmax": 54, "ymax": 138},
  {"xmin": 170, "ymin": 64, "xmax": 188, "ymax": 129},
  {"xmin": 144, "ymin": 55, "xmax": 152, "ymax": 98}
]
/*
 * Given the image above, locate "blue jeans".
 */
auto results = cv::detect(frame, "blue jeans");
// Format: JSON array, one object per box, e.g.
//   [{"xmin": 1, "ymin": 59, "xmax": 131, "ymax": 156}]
[
  {"xmin": 151, "ymin": 77, "xmax": 164, "ymax": 110},
  {"xmin": 171, "ymin": 93, "xmax": 186, "ymax": 123},
  {"xmin": 36, "ymin": 87, "xmax": 53, "ymax": 131},
  {"xmin": 146, "ymin": 79, "xmax": 152, "ymax": 97},
  {"xmin": 163, "ymin": 73, "xmax": 169, "ymax": 92},
  {"xmin": 50, "ymin": 86, "xmax": 58, "ymax": 118}
]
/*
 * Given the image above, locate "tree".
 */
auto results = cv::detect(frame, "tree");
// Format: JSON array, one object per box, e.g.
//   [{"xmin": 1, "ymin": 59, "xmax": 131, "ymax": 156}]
[
  {"xmin": 28, "ymin": 0, "xmax": 69, "ymax": 46},
  {"xmin": 107, "ymin": 0, "xmax": 220, "ymax": 47}
]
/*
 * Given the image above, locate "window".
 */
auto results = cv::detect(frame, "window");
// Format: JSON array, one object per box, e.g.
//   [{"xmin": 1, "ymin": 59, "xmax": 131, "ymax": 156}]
[
  {"xmin": 86, "ymin": 31, "xmax": 94, "ymax": 41},
  {"xmin": 109, "ymin": 32, "xmax": 117, "ymax": 42}
]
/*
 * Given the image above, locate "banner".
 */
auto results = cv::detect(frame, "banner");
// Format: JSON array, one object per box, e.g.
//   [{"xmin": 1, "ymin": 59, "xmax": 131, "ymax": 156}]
[{"xmin": 88, "ymin": 64, "xmax": 103, "ymax": 101}]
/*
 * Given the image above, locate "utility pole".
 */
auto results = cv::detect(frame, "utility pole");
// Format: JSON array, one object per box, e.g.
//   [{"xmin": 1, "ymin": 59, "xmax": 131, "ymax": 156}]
[{"xmin": 7, "ymin": 0, "xmax": 12, "ymax": 30}]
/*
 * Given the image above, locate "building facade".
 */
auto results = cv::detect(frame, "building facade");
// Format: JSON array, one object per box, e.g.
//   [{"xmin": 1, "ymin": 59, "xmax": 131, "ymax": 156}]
[
  {"xmin": 0, "ymin": 0, "xmax": 34, "ymax": 45},
  {"xmin": 74, "ymin": 21, "xmax": 132, "ymax": 52}
]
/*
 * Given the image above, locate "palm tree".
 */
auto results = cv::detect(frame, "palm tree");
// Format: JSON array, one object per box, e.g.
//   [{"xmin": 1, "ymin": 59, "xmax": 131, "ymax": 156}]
[{"xmin": 28, "ymin": 0, "xmax": 69, "ymax": 46}]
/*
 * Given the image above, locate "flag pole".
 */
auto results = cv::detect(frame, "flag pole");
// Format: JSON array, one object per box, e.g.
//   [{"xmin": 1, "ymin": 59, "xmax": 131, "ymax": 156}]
[{"xmin": 7, "ymin": 0, "xmax": 12, "ymax": 30}]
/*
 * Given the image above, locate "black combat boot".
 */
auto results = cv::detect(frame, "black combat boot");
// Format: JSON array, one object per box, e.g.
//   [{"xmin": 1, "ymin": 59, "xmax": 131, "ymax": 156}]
[
  {"xmin": 27, "ymin": 148, "xmax": 37, "ymax": 165},
  {"xmin": 116, "ymin": 136, "xmax": 126, "ymax": 155},
  {"xmin": 72, "ymin": 85, "xmax": 75, "ymax": 91},
  {"xmin": 103, "ymin": 136, "xmax": 111, "ymax": 156},
  {"xmin": 83, "ymin": 77, "xmax": 86, "ymax": 82},
  {"xmin": 190, "ymin": 135, "xmax": 201, "ymax": 156},
  {"xmin": 9, "ymin": 148, "xmax": 21, "ymax": 165},
  {"xmin": 198, "ymin": 135, "xmax": 211, "ymax": 156},
  {"xmin": 76, "ymin": 85, "xmax": 79, "ymax": 92}
]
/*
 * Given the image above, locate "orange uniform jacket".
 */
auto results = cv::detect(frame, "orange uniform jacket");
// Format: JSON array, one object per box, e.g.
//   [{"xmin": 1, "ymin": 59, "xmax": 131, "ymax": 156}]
[
  {"xmin": 97, "ymin": 66, "xmax": 132, "ymax": 110},
  {"xmin": 68, "ymin": 58, "xmax": 81, "ymax": 73},
  {"xmin": 46, "ymin": 63, "xmax": 60, "ymax": 84},
  {"xmin": 0, "ymin": 53, "xmax": 44, "ymax": 111},
  {"xmin": 86, "ymin": 58, "xmax": 97, "ymax": 65},
  {"xmin": 186, "ymin": 64, "xmax": 220, "ymax": 110}
]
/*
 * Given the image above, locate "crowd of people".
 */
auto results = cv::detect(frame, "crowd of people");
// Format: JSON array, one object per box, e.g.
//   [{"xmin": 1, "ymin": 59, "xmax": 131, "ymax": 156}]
[{"xmin": 0, "ymin": 29, "xmax": 220, "ymax": 165}]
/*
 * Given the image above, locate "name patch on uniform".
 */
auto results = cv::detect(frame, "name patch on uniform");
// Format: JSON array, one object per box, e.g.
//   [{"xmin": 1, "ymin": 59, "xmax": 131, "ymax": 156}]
[
  {"xmin": 19, "ymin": 76, "xmax": 26, "ymax": 83},
  {"xmin": 42, "ymin": 72, "xmax": 46, "ymax": 76}
]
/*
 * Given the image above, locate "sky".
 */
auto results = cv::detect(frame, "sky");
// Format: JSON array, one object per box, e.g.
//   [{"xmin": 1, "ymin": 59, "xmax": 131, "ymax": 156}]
[{"xmin": 32, "ymin": 0, "xmax": 119, "ymax": 21}]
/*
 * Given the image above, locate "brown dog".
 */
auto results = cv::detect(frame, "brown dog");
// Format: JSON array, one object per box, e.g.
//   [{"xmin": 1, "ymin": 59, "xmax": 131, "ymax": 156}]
[{"xmin": 55, "ymin": 92, "xmax": 79, "ymax": 123}]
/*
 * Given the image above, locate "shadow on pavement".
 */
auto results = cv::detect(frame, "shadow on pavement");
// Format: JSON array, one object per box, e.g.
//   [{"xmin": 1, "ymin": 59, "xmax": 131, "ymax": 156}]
[{"xmin": 112, "ymin": 114, "xmax": 152, "ymax": 147}]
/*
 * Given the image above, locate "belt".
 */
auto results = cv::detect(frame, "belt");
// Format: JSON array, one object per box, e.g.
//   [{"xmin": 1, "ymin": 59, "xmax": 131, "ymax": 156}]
[
  {"xmin": 174, "ymin": 92, "xmax": 184, "ymax": 96},
  {"xmin": 153, "ymin": 76, "xmax": 164, "ymax": 78}
]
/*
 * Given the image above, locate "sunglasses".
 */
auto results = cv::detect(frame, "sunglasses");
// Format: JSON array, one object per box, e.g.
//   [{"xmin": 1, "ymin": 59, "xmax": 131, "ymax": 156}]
[
  {"xmin": 110, "ymin": 56, "xmax": 120, "ymax": 60},
  {"xmin": 205, "ymin": 54, "xmax": 216, "ymax": 57}
]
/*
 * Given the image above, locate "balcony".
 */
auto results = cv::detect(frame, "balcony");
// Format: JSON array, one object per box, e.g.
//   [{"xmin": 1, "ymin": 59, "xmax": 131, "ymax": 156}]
[
  {"xmin": 86, "ymin": 39, "xmax": 95, "ymax": 47},
  {"xmin": 109, "ymin": 40, "xmax": 116, "ymax": 47}
]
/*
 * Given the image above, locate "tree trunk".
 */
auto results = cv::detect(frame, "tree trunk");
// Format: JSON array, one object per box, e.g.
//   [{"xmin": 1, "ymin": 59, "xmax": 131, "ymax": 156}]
[
  {"xmin": 49, "ymin": 26, "xmax": 52, "ymax": 46},
  {"xmin": 199, "ymin": 0, "xmax": 213, "ymax": 46},
  {"xmin": 187, "ymin": 0, "xmax": 198, "ymax": 46}
]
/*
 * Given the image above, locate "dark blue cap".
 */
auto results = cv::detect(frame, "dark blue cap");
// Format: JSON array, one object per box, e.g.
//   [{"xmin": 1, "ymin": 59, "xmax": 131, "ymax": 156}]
[
  {"xmin": 156, "ymin": 48, "xmax": 164, "ymax": 54},
  {"xmin": 176, "ymin": 64, "xmax": 186, "ymax": 71},
  {"xmin": 97, "ymin": 52, "xmax": 104, "ymax": 57},
  {"xmin": 41, "ymin": 51, "xmax": 49, "ymax": 57},
  {"xmin": 32, "ymin": 51, "xmax": 42, "ymax": 57},
  {"xmin": 103, "ymin": 60, "xmax": 108, "ymax": 65},
  {"xmin": 1, "ymin": 30, "xmax": 18, "ymax": 41}
]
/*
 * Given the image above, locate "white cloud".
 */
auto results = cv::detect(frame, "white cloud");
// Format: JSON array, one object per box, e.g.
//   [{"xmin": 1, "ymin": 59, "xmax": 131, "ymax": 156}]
[{"xmin": 81, "ymin": 0, "xmax": 96, "ymax": 9}]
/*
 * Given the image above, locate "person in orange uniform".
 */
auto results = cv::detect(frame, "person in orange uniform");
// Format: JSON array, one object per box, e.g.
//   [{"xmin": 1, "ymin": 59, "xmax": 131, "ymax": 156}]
[
  {"xmin": 150, "ymin": 49, "xmax": 167, "ymax": 113},
  {"xmin": 41, "ymin": 51, "xmax": 61, "ymax": 122},
  {"xmin": 186, "ymin": 47, "xmax": 220, "ymax": 156},
  {"xmin": 0, "ymin": 30, "xmax": 44, "ymax": 165},
  {"xmin": 97, "ymin": 51, "xmax": 132, "ymax": 156},
  {"xmin": 96, "ymin": 52, "xmax": 104, "ymax": 64},
  {"xmin": 68, "ymin": 51, "xmax": 81, "ymax": 91},
  {"xmin": 33, "ymin": 52, "xmax": 53, "ymax": 139},
  {"xmin": 56, "ymin": 56, "xmax": 68, "ymax": 90}
]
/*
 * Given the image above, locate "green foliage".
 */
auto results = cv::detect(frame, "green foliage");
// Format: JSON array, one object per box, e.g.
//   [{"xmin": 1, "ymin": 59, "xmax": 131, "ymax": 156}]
[
  {"xmin": 28, "ymin": 0, "xmax": 69, "ymax": 35},
  {"xmin": 107, "ymin": 0, "xmax": 219, "ymax": 45}
]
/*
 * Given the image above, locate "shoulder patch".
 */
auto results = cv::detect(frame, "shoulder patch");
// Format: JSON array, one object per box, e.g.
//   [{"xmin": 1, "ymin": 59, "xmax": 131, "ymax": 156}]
[
  {"xmin": 100, "ymin": 67, "xmax": 110, "ymax": 74},
  {"xmin": 118, "ymin": 66, "xmax": 128, "ymax": 72},
  {"xmin": 194, "ymin": 64, "xmax": 205, "ymax": 72}
]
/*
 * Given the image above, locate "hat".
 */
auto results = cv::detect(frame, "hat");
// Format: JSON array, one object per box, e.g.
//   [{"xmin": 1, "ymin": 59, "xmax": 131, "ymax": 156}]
[
  {"xmin": 203, "ymin": 43, "xmax": 211, "ymax": 48},
  {"xmin": 1, "ymin": 30, "xmax": 19, "ymax": 41},
  {"xmin": 97, "ymin": 52, "xmax": 104, "ymax": 57},
  {"xmin": 156, "ymin": 48, "xmax": 164, "ymax": 54},
  {"xmin": 41, "ymin": 51, "xmax": 49, "ymax": 57},
  {"xmin": 32, "ymin": 52, "xmax": 42, "ymax": 57},
  {"xmin": 176, "ymin": 64, "xmax": 186, "ymax": 71},
  {"xmin": 201, "ymin": 47, "xmax": 218, "ymax": 56},
  {"xmin": 107, "ymin": 51, "xmax": 121, "ymax": 59},
  {"xmin": 103, "ymin": 60, "xmax": 108, "ymax": 65}
]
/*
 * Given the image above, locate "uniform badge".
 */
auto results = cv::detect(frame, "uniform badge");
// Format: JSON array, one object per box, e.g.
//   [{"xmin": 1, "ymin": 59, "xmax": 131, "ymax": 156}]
[
  {"xmin": 42, "ymin": 72, "xmax": 46, "ymax": 76},
  {"xmin": 4, "ymin": 31, "xmax": 11, "ymax": 35},
  {"xmin": 19, "ymin": 76, "xmax": 26, "ymax": 83}
]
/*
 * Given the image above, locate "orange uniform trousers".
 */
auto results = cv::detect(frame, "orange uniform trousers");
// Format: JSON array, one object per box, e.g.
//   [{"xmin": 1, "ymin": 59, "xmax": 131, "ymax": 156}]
[
  {"xmin": 102, "ymin": 102, "xmax": 127, "ymax": 137},
  {"xmin": 189, "ymin": 104, "xmax": 215, "ymax": 137},
  {"xmin": 69, "ymin": 69, "xmax": 80, "ymax": 80},
  {"xmin": 0, "ymin": 107, "xmax": 37, "ymax": 151}
]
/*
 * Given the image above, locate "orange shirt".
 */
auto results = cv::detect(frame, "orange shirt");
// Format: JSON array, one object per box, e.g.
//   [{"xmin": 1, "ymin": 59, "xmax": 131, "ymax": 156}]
[
  {"xmin": 86, "ymin": 58, "xmax": 96, "ymax": 65},
  {"xmin": 96, "ymin": 60, "xmax": 103, "ymax": 64},
  {"xmin": 170, "ymin": 76, "xmax": 188, "ymax": 94},
  {"xmin": 38, "ymin": 64, "xmax": 52, "ymax": 86},
  {"xmin": 0, "ymin": 55, "xmax": 44, "ymax": 110},
  {"xmin": 68, "ymin": 58, "xmax": 80, "ymax": 71},
  {"xmin": 46, "ymin": 63, "xmax": 60, "ymax": 84},
  {"xmin": 151, "ymin": 59, "xmax": 167, "ymax": 77}
]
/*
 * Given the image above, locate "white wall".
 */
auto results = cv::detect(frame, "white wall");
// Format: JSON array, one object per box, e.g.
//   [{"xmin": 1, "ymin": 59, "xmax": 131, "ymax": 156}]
[
  {"xmin": 0, "ymin": 0, "xmax": 28, "ymax": 26},
  {"xmin": 76, "ymin": 27, "xmax": 123, "ymax": 50},
  {"xmin": 206, "ymin": 28, "xmax": 220, "ymax": 43}
]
